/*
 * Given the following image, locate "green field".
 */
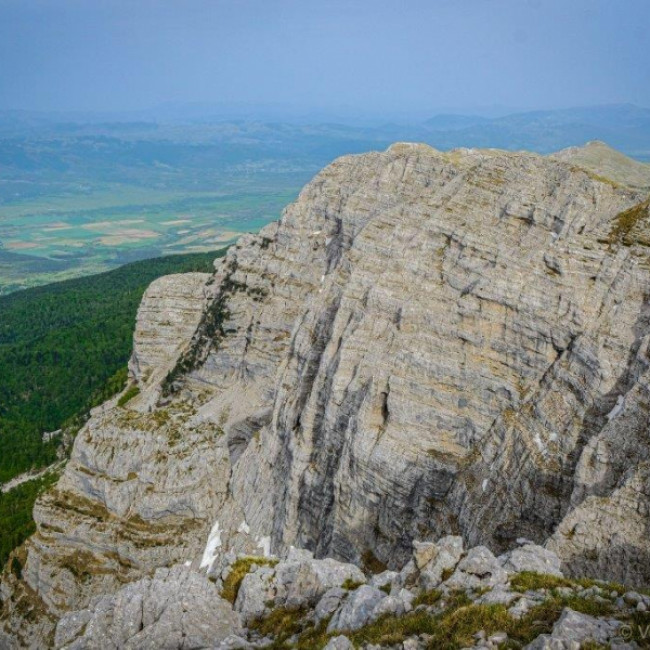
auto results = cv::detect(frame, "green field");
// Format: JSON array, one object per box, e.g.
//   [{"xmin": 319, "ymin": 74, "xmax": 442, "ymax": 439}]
[
  {"xmin": 0, "ymin": 181, "xmax": 300, "ymax": 294},
  {"xmin": 0, "ymin": 120, "xmax": 345, "ymax": 293}
]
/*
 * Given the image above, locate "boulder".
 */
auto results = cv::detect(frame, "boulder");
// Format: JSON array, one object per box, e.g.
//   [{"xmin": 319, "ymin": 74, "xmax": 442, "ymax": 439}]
[
  {"xmin": 525, "ymin": 608, "xmax": 622, "ymax": 649},
  {"xmin": 234, "ymin": 566, "xmax": 276, "ymax": 622},
  {"xmin": 418, "ymin": 536, "xmax": 464, "ymax": 590},
  {"xmin": 323, "ymin": 636, "xmax": 354, "ymax": 650},
  {"xmin": 315, "ymin": 587, "xmax": 348, "ymax": 622},
  {"xmin": 281, "ymin": 557, "xmax": 366, "ymax": 608},
  {"xmin": 444, "ymin": 546, "xmax": 508, "ymax": 590},
  {"xmin": 499, "ymin": 544, "xmax": 563, "ymax": 577},
  {"xmin": 327, "ymin": 585, "xmax": 386, "ymax": 633}
]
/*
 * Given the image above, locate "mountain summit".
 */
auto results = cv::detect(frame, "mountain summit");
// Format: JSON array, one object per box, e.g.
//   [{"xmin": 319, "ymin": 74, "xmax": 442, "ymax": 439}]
[{"xmin": 2, "ymin": 142, "xmax": 650, "ymax": 647}]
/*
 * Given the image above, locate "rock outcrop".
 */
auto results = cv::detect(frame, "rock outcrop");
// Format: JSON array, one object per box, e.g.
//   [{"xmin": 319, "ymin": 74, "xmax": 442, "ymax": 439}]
[
  {"xmin": 44, "ymin": 538, "xmax": 650, "ymax": 649},
  {"xmin": 3, "ymin": 141, "xmax": 650, "ymax": 647},
  {"xmin": 54, "ymin": 566, "xmax": 242, "ymax": 650}
]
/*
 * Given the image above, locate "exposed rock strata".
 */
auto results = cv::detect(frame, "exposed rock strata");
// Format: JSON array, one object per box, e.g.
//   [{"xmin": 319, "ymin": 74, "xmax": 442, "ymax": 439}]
[{"xmin": 3, "ymin": 142, "xmax": 650, "ymax": 646}]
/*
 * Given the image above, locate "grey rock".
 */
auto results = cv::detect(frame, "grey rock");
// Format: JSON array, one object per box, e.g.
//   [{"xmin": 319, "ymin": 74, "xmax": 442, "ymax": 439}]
[
  {"xmin": 54, "ymin": 565, "xmax": 241, "ymax": 649},
  {"xmin": 402, "ymin": 638, "xmax": 425, "ymax": 650},
  {"xmin": 323, "ymin": 635, "xmax": 354, "ymax": 650},
  {"xmin": 476, "ymin": 588, "xmax": 519, "ymax": 606},
  {"xmin": 234, "ymin": 554, "xmax": 365, "ymax": 621},
  {"xmin": 327, "ymin": 585, "xmax": 386, "ymax": 633},
  {"xmin": 369, "ymin": 570, "xmax": 398, "ymax": 590},
  {"xmin": 624, "ymin": 591, "xmax": 643, "ymax": 605},
  {"xmin": 418, "ymin": 536, "xmax": 464, "ymax": 591},
  {"xmin": 280, "ymin": 557, "xmax": 366, "ymax": 608},
  {"xmin": 285, "ymin": 546, "xmax": 315, "ymax": 563},
  {"xmin": 396, "ymin": 559, "xmax": 419, "ymax": 591},
  {"xmin": 413, "ymin": 541, "xmax": 437, "ymax": 570},
  {"xmin": 525, "ymin": 608, "xmax": 621, "ymax": 649},
  {"xmin": 315, "ymin": 587, "xmax": 348, "ymax": 622},
  {"xmin": 508, "ymin": 597, "xmax": 537, "ymax": 619},
  {"xmin": 499, "ymin": 544, "xmax": 563, "ymax": 577},
  {"xmin": 213, "ymin": 636, "xmax": 254, "ymax": 649},
  {"xmin": 370, "ymin": 589, "xmax": 414, "ymax": 620},
  {"xmin": 54, "ymin": 609, "xmax": 93, "ymax": 648},
  {"xmin": 234, "ymin": 567, "xmax": 276, "ymax": 622},
  {"xmin": 445, "ymin": 546, "xmax": 508, "ymax": 590}
]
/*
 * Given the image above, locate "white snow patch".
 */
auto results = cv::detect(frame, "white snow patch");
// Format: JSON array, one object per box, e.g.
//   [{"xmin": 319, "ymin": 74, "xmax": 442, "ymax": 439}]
[
  {"xmin": 606, "ymin": 395, "xmax": 625, "ymax": 421},
  {"xmin": 238, "ymin": 520, "xmax": 250, "ymax": 535},
  {"xmin": 482, "ymin": 479, "xmax": 489, "ymax": 492},
  {"xmin": 532, "ymin": 431, "xmax": 546, "ymax": 454},
  {"xmin": 200, "ymin": 520, "xmax": 222, "ymax": 570},
  {"xmin": 257, "ymin": 536, "xmax": 271, "ymax": 557}
]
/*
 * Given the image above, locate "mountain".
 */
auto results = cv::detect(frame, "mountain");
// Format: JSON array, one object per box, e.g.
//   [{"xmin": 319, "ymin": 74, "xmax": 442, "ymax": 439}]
[
  {"xmin": 551, "ymin": 140, "xmax": 650, "ymax": 190},
  {"xmin": 422, "ymin": 104, "xmax": 650, "ymax": 159},
  {"xmin": 424, "ymin": 114, "xmax": 490, "ymax": 130},
  {"xmin": 3, "ymin": 142, "xmax": 650, "ymax": 647}
]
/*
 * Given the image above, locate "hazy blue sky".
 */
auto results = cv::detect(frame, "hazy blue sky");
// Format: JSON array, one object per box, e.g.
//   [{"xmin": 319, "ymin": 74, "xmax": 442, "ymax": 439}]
[{"xmin": 0, "ymin": 0, "xmax": 648, "ymax": 116}]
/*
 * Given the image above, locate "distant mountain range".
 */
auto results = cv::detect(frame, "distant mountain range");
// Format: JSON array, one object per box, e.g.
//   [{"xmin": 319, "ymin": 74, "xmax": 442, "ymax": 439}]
[
  {"xmin": 420, "ymin": 103, "xmax": 650, "ymax": 159},
  {"xmin": 1, "ymin": 103, "xmax": 649, "ymax": 160}
]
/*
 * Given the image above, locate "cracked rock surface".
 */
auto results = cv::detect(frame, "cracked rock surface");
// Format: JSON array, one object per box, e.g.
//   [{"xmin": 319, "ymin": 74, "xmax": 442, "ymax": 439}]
[{"xmin": 3, "ymin": 141, "xmax": 650, "ymax": 647}]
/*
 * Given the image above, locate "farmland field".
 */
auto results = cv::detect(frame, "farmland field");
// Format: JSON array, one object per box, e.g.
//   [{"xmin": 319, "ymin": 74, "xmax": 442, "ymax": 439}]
[
  {"xmin": 0, "ymin": 179, "xmax": 301, "ymax": 293},
  {"xmin": 0, "ymin": 119, "xmax": 352, "ymax": 293}
]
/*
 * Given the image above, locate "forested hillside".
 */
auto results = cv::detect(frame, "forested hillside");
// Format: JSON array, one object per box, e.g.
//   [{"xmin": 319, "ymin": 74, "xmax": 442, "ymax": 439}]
[{"xmin": 0, "ymin": 249, "xmax": 225, "ymax": 485}]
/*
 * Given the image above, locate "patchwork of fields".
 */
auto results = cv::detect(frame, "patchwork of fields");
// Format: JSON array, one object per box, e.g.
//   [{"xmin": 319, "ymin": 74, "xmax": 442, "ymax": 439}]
[{"xmin": 0, "ymin": 180, "xmax": 301, "ymax": 293}]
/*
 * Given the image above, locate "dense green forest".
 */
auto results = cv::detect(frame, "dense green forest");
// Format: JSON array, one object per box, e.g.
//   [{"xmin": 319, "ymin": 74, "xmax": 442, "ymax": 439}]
[
  {"xmin": 0, "ymin": 471, "xmax": 58, "ymax": 568},
  {"xmin": 0, "ymin": 249, "xmax": 226, "ymax": 485}
]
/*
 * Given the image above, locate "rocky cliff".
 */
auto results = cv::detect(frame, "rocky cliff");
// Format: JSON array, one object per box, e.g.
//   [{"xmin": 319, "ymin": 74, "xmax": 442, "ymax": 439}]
[{"xmin": 2, "ymin": 141, "xmax": 650, "ymax": 648}]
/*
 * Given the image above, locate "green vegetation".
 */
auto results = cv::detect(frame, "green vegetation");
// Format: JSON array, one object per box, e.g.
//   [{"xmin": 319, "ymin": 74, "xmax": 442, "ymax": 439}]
[
  {"xmin": 342, "ymin": 578, "xmax": 365, "ymax": 591},
  {"xmin": 509, "ymin": 571, "xmax": 575, "ymax": 592},
  {"xmin": 609, "ymin": 198, "xmax": 650, "ymax": 246},
  {"xmin": 0, "ymin": 249, "xmax": 226, "ymax": 485},
  {"xmin": 0, "ymin": 471, "xmax": 59, "ymax": 568},
  {"xmin": 412, "ymin": 588, "xmax": 443, "ymax": 607},
  {"xmin": 248, "ymin": 577, "xmax": 646, "ymax": 650},
  {"xmin": 221, "ymin": 556, "xmax": 279, "ymax": 604},
  {"xmin": 117, "ymin": 384, "xmax": 140, "ymax": 408},
  {"xmin": 510, "ymin": 570, "xmax": 625, "ymax": 595},
  {"xmin": 249, "ymin": 606, "xmax": 313, "ymax": 649}
]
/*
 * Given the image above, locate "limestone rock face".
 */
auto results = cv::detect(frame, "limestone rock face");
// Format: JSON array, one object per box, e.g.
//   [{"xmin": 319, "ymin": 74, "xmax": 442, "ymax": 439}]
[
  {"xmin": 129, "ymin": 272, "xmax": 212, "ymax": 408},
  {"xmin": 3, "ymin": 141, "xmax": 650, "ymax": 646},
  {"xmin": 54, "ymin": 565, "xmax": 241, "ymax": 649}
]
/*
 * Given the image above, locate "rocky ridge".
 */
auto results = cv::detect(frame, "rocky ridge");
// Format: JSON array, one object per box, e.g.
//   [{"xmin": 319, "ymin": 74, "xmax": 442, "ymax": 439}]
[
  {"xmin": 3, "ymin": 141, "xmax": 650, "ymax": 647},
  {"xmin": 51, "ymin": 537, "xmax": 650, "ymax": 649}
]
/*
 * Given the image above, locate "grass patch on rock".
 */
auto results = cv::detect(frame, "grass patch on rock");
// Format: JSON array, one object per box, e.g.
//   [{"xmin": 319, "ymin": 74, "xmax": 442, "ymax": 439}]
[
  {"xmin": 609, "ymin": 198, "xmax": 650, "ymax": 246},
  {"xmin": 413, "ymin": 589, "xmax": 442, "ymax": 607},
  {"xmin": 117, "ymin": 384, "xmax": 140, "ymax": 408},
  {"xmin": 221, "ymin": 555, "xmax": 278, "ymax": 604}
]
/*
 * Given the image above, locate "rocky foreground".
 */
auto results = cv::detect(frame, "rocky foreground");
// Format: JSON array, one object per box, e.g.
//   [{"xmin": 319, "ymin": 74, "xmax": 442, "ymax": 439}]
[
  {"xmin": 2, "ymin": 140, "xmax": 650, "ymax": 647},
  {"xmin": 54, "ymin": 537, "xmax": 650, "ymax": 649}
]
